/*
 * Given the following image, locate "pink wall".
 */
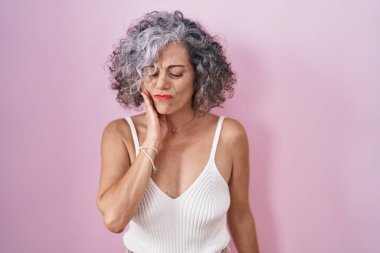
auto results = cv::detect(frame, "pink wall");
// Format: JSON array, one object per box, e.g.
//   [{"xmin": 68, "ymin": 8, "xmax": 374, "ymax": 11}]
[{"xmin": 1, "ymin": 0, "xmax": 379, "ymax": 252}]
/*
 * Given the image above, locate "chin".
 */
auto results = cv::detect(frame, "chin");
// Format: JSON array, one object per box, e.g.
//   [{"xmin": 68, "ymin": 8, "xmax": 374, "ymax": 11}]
[{"xmin": 155, "ymin": 106, "xmax": 174, "ymax": 115}]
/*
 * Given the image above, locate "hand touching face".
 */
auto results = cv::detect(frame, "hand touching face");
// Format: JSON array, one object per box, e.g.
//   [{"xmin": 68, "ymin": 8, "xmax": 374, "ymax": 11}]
[{"xmin": 142, "ymin": 43, "xmax": 195, "ymax": 115}]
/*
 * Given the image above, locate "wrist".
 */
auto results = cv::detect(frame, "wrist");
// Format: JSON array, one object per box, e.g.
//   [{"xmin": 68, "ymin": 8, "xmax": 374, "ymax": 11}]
[
  {"xmin": 142, "ymin": 139, "xmax": 160, "ymax": 151},
  {"xmin": 138, "ymin": 144, "xmax": 159, "ymax": 174}
]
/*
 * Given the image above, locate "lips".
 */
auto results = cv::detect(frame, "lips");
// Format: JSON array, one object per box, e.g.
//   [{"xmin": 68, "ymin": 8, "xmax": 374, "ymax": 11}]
[{"xmin": 154, "ymin": 94, "xmax": 173, "ymax": 100}]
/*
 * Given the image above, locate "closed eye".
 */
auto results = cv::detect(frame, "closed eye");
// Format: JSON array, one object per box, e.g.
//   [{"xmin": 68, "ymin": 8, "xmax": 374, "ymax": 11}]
[
  {"xmin": 148, "ymin": 72, "xmax": 183, "ymax": 78},
  {"xmin": 169, "ymin": 73, "xmax": 183, "ymax": 78}
]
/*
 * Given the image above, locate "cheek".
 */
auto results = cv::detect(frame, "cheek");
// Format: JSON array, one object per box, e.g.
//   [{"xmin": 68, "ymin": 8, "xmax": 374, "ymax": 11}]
[
  {"xmin": 178, "ymin": 75, "xmax": 195, "ymax": 93},
  {"xmin": 175, "ymin": 84, "xmax": 194, "ymax": 99},
  {"xmin": 179, "ymin": 85, "xmax": 195, "ymax": 104},
  {"xmin": 141, "ymin": 80, "xmax": 154, "ymax": 91}
]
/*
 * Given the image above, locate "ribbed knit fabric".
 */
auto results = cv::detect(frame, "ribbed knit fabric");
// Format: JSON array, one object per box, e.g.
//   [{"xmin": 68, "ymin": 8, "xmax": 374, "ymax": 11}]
[{"xmin": 123, "ymin": 115, "xmax": 231, "ymax": 253}]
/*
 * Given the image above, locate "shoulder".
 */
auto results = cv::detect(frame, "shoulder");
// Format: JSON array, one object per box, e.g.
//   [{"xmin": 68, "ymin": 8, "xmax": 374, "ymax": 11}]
[
  {"xmin": 221, "ymin": 116, "xmax": 248, "ymax": 145},
  {"xmin": 218, "ymin": 115, "xmax": 250, "ymax": 165},
  {"xmin": 101, "ymin": 115, "xmax": 138, "ymax": 150},
  {"xmin": 102, "ymin": 117, "xmax": 129, "ymax": 139},
  {"xmin": 103, "ymin": 113, "xmax": 145, "ymax": 136},
  {"xmin": 101, "ymin": 115, "xmax": 146, "ymax": 164}
]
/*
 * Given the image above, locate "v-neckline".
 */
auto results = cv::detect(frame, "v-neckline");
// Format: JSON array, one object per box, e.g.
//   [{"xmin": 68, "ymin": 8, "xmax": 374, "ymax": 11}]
[
  {"xmin": 148, "ymin": 157, "xmax": 213, "ymax": 201},
  {"xmin": 127, "ymin": 115, "xmax": 220, "ymax": 201}
]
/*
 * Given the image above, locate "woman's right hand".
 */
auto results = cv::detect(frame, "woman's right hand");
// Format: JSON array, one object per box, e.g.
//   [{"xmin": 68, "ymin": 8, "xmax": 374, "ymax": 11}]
[{"xmin": 140, "ymin": 86, "xmax": 168, "ymax": 151}]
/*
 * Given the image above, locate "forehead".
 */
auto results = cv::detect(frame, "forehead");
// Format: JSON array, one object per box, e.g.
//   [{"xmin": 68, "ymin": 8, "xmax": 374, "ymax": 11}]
[{"xmin": 156, "ymin": 43, "xmax": 191, "ymax": 67}]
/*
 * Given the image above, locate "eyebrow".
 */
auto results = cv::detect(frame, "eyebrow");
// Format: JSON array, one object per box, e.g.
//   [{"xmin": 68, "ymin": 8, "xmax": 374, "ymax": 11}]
[{"xmin": 148, "ymin": 64, "xmax": 186, "ymax": 71}]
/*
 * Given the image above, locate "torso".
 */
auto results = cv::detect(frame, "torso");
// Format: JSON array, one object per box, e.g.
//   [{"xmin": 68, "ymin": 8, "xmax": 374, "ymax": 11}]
[{"xmin": 119, "ymin": 112, "xmax": 233, "ymax": 199}]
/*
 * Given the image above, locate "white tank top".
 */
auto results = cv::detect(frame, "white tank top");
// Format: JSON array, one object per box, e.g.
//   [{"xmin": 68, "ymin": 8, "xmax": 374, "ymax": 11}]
[{"xmin": 123, "ymin": 115, "xmax": 231, "ymax": 253}]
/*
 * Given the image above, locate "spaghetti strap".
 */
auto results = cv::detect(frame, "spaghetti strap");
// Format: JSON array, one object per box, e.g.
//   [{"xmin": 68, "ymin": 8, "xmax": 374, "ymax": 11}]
[
  {"xmin": 125, "ymin": 116, "xmax": 140, "ymax": 158},
  {"xmin": 209, "ymin": 115, "xmax": 225, "ymax": 161}
]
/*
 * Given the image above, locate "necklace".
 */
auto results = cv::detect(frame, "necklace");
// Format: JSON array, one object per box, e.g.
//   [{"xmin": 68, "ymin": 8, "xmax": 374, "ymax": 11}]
[{"xmin": 171, "ymin": 111, "xmax": 196, "ymax": 134}]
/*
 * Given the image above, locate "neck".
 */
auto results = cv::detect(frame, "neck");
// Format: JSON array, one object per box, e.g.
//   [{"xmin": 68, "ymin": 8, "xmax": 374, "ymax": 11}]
[{"xmin": 165, "ymin": 107, "xmax": 198, "ymax": 130}]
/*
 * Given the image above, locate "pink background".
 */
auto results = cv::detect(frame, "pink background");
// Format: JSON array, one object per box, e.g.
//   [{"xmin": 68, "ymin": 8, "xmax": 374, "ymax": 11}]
[{"xmin": 1, "ymin": 0, "xmax": 379, "ymax": 252}]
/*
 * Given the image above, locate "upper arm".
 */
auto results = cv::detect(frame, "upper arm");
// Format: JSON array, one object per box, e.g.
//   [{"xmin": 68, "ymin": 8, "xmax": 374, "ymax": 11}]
[
  {"xmin": 225, "ymin": 118, "xmax": 252, "ymax": 221},
  {"xmin": 97, "ymin": 120, "xmax": 132, "ymax": 204}
]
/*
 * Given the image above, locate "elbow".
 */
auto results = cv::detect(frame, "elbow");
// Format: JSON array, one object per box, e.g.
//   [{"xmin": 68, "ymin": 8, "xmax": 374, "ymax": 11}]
[
  {"xmin": 104, "ymin": 211, "xmax": 134, "ymax": 233},
  {"xmin": 104, "ymin": 215, "xmax": 127, "ymax": 234},
  {"xmin": 97, "ymin": 197, "xmax": 129, "ymax": 233}
]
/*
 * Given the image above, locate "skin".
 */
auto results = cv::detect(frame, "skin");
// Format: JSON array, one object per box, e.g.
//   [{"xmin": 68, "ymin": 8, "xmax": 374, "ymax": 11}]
[{"xmin": 97, "ymin": 43, "xmax": 260, "ymax": 252}]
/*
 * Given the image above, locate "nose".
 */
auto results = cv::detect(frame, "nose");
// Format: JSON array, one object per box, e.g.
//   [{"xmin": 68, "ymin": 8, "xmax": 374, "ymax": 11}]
[{"xmin": 155, "ymin": 72, "xmax": 170, "ymax": 90}]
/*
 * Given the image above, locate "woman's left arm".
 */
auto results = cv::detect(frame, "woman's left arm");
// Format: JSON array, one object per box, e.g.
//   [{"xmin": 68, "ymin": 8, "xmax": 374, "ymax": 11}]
[{"xmin": 226, "ymin": 119, "xmax": 260, "ymax": 253}]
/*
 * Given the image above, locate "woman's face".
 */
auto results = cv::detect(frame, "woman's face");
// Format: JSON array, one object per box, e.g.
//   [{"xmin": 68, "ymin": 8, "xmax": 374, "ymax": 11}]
[{"xmin": 141, "ymin": 43, "xmax": 196, "ymax": 115}]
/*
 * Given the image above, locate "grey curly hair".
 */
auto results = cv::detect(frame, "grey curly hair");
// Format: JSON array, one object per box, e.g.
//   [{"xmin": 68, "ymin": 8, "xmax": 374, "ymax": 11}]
[{"xmin": 107, "ymin": 10, "xmax": 236, "ymax": 114}]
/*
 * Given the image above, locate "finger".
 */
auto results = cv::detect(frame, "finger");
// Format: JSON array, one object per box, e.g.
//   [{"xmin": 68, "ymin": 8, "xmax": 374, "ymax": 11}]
[
  {"xmin": 143, "ymin": 89, "xmax": 156, "ymax": 111},
  {"xmin": 140, "ymin": 91, "xmax": 147, "ymax": 105},
  {"xmin": 141, "ymin": 89, "xmax": 156, "ymax": 113},
  {"xmin": 141, "ymin": 90, "xmax": 151, "ymax": 107}
]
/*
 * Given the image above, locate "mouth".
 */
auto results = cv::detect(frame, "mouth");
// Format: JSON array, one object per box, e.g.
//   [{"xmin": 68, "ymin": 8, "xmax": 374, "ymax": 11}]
[{"xmin": 154, "ymin": 94, "xmax": 173, "ymax": 100}]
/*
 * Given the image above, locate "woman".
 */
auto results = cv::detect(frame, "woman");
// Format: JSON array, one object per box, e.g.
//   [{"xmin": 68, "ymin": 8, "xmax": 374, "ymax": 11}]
[{"xmin": 96, "ymin": 10, "xmax": 260, "ymax": 253}]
